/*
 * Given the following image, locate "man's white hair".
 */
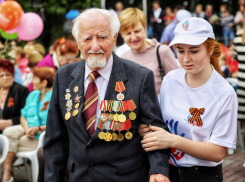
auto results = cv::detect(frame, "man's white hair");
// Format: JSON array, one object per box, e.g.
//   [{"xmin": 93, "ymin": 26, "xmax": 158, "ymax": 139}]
[{"xmin": 72, "ymin": 8, "xmax": 120, "ymax": 40}]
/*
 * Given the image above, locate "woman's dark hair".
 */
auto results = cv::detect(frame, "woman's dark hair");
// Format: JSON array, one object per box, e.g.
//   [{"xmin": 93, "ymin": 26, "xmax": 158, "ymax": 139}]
[{"xmin": 0, "ymin": 59, "xmax": 15, "ymax": 75}]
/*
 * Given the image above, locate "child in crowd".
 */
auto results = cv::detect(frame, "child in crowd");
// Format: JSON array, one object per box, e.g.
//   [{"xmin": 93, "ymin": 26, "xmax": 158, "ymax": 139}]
[{"xmin": 219, "ymin": 53, "xmax": 231, "ymax": 78}]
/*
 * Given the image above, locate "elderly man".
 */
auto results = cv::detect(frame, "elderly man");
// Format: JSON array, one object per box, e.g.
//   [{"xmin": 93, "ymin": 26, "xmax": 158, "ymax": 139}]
[{"xmin": 44, "ymin": 8, "xmax": 170, "ymax": 182}]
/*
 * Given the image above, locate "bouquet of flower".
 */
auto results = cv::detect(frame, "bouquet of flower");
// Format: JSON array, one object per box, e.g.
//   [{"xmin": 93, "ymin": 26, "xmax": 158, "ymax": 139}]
[{"xmin": 0, "ymin": 40, "xmax": 16, "ymax": 62}]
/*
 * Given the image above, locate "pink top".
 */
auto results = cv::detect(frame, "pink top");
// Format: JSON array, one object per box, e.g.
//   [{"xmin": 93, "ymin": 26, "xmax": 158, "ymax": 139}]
[
  {"xmin": 121, "ymin": 39, "xmax": 178, "ymax": 95},
  {"xmin": 28, "ymin": 54, "xmax": 56, "ymax": 92},
  {"xmin": 19, "ymin": 57, "xmax": 28, "ymax": 76}
]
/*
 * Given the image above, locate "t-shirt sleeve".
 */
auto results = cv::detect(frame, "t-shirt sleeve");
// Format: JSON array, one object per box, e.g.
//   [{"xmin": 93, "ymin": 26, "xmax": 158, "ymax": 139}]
[{"xmin": 209, "ymin": 91, "xmax": 238, "ymax": 149}]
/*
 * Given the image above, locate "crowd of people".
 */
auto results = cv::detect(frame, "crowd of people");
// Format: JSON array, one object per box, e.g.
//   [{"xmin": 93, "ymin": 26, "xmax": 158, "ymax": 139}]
[{"xmin": 0, "ymin": 0, "xmax": 243, "ymax": 182}]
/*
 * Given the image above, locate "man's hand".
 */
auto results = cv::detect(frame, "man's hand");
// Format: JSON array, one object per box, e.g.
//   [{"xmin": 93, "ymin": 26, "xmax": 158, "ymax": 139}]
[{"xmin": 150, "ymin": 174, "xmax": 170, "ymax": 182}]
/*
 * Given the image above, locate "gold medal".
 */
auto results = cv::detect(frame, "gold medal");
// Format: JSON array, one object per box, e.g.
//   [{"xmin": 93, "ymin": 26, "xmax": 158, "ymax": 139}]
[
  {"xmin": 65, "ymin": 112, "xmax": 71, "ymax": 120},
  {"xmin": 107, "ymin": 113, "xmax": 114, "ymax": 121},
  {"xmin": 125, "ymin": 131, "xmax": 133, "ymax": 140},
  {"xmin": 113, "ymin": 113, "xmax": 119, "ymax": 121},
  {"xmin": 104, "ymin": 132, "xmax": 112, "ymax": 142},
  {"xmin": 100, "ymin": 113, "xmax": 108, "ymax": 122},
  {"xmin": 117, "ymin": 93, "xmax": 124, "ymax": 101},
  {"xmin": 98, "ymin": 131, "xmax": 105, "ymax": 139},
  {"xmin": 129, "ymin": 112, "xmax": 136, "ymax": 120},
  {"xmin": 74, "ymin": 103, "xmax": 79, "ymax": 109},
  {"xmin": 112, "ymin": 133, "xmax": 117, "ymax": 141},
  {"xmin": 118, "ymin": 114, "xmax": 126, "ymax": 122},
  {"xmin": 117, "ymin": 133, "xmax": 124, "ymax": 141},
  {"xmin": 72, "ymin": 109, "xmax": 78, "ymax": 116},
  {"xmin": 74, "ymin": 86, "xmax": 79, "ymax": 93}
]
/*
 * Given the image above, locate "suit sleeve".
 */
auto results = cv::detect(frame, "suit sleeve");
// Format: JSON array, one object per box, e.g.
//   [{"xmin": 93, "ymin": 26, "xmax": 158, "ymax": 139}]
[
  {"xmin": 139, "ymin": 70, "xmax": 170, "ymax": 177},
  {"xmin": 11, "ymin": 86, "xmax": 29, "ymax": 125},
  {"xmin": 43, "ymin": 71, "xmax": 69, "ymax": 182}
]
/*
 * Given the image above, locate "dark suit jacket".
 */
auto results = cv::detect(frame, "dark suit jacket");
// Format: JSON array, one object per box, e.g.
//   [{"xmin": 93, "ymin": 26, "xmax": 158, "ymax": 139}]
[
  {"xmin": 2, "ymin": 82, "xmax": 29, "ymax": 129},
  {"xmin": 150, "ymin": 9, "xmax": 165, "ymax": 41},
  {"xmin": 44, "ymin": 53, "xmax": 170, "ymax": 182}
]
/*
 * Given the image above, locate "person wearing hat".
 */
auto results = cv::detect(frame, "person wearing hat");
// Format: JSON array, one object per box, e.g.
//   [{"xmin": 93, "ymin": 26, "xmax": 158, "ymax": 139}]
[
  {"xmin": 160, "ymin": 9, "xmax": 192, "ymax": 58},
  {"xmin": 139, "ymin": 17, "xmax": 237, "ymax": 181}
]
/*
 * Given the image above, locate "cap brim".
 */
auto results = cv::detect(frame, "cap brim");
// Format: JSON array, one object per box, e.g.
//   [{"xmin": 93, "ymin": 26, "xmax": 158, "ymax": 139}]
[{"xmin": 168, "ymin": 35, "xmax": 208, "ymax": 47}]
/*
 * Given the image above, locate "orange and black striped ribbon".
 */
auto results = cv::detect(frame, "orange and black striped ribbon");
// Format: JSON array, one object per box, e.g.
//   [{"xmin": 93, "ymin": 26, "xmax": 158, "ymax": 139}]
[{"xmin": 188, "ymin": 107, "xmax": 205, "ymax": 127}]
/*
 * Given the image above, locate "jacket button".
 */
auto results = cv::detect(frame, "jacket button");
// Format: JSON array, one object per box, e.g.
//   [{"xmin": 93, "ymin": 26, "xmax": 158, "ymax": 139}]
[{"xmin": 89, "ymin": 163, "xmax": 94, "ymax": 169}]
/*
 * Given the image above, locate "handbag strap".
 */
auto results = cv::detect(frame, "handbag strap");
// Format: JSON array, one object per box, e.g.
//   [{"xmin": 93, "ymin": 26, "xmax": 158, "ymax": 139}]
[{"xmin": 156, "ymin": 45, "xmax": 165, "ymax": 80}]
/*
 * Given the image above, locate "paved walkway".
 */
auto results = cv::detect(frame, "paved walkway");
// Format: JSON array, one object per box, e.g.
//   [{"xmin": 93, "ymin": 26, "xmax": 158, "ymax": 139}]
[{"xmin": 10, "ymin": 147, "xmax": 245, "ymax": 182}]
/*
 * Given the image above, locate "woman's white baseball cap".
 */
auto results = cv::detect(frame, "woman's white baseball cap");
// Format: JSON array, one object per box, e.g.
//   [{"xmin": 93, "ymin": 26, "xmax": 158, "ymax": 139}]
[{"xmin": 169, "ymin": 17, "xmax": 215, "ymax": 47}]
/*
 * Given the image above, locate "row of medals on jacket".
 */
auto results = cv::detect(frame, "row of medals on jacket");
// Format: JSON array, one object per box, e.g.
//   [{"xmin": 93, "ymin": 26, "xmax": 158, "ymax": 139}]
[
  {"xmin": 97, "ymin": 82, "xmax": 136, "ymax": 142},
  {"xmin": 64, "ymin": 82, "xmax": 136, "ymax": 142},
  {"xmin": 64, "ymin": 86, "xmax": 81, "ymax": 120}
]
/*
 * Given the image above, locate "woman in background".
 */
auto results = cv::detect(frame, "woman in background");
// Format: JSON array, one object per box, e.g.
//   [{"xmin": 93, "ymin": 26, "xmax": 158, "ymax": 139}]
[
  {"xmin": 119, "ymin": 8, "xmax": 178, "ymax": 95},
  {"xmin": 2, "ymin": 67, "xmax": 55, "ymax": 182},
  {"xmin": 0, "ymin": 59, "xmax": 29, "ymax": 133}
]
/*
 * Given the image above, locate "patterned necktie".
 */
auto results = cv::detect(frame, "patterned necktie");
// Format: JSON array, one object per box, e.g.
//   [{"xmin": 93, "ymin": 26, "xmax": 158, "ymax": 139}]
[{"xmin": 82, "ymin": 71, "xmax": 100, "ymax": 137}]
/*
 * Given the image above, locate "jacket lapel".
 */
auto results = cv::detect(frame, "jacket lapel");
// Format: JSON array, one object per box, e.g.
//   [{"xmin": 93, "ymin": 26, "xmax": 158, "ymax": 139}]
[
  {"xmin": 69, "ymin": 60, "xmax": 90, "ymax": 140},
  {"xmin": 88, "ymin": 53, "xmax": 128, "ymax": 144}
]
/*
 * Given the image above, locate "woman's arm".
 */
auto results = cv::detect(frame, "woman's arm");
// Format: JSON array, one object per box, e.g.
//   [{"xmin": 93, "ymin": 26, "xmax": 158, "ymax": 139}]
[{"xmin": 142, "ymin": 125, "xmax": 227, "ymax": 163}]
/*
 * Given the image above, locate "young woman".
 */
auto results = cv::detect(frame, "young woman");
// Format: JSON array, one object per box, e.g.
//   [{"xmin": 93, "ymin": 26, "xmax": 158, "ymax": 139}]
[{"xmin": 139, "ymin": 17, "xmax": 237, "ymax": 181}]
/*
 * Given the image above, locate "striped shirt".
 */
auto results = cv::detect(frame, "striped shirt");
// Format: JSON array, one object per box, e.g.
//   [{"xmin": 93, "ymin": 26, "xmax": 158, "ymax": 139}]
[{"xmin": 233, "ymin": 29, "xmax": 245, "ymax": 120}]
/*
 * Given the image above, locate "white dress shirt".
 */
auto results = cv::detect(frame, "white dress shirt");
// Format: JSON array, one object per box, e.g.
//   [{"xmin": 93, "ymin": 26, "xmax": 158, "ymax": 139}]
[
  {"xmin": 84, "ymin": 54, "xmax": 113, "ymax": 129},
  {"xmin": 154, "ymin": 7, "xmax": 162, "ymax": 23}
]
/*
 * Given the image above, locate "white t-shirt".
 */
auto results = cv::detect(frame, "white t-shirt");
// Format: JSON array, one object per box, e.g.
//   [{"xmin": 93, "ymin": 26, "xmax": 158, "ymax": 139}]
[{"xmin": 159, "ymin": 67, "xmax": 238, "ymax": 167}]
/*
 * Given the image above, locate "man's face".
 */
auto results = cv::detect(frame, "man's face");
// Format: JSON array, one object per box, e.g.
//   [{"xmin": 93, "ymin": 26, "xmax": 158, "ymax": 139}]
[
  {"xmin": 153, "ymin": 3, "xmax": 160, "ymax": 10},
  {"xmin": 76, "ymin": 17, "xmax": 117, "ymax": 71}
]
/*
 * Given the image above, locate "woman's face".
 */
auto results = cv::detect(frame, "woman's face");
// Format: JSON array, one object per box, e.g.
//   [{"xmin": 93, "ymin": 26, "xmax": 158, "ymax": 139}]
[
  {"xmin": 0, "ymin": 69, "xmax": 14, "ymax": 89},
  {"xmin": 57, "ymin": 52, "xmax": 77, "ymax": 67},
  {"xmin": 121, "ymin": 22, "xmax": 147, "ymax": 52},
  {"xmin": 176, "ymin": 43, "xmax": 211, "ymax": 76},
  {"xmin": 32, "ymin": 76, "xmax": 43, "ymax": 90}
]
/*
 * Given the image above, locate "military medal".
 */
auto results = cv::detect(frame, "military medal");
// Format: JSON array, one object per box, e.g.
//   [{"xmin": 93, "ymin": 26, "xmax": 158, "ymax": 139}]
[
  {"xmin": 117, "ymin": 93, "xmax": 124, "ymax": 101},
  {"xmin": 74, "ymin": 103, "xmax": 79, "ymax": 109},
  {"xmin": 108, "ymin": 113, "xmax": 114, "ymax": 121},
  {"xmin": 129, "ymin": 112, "xmax": 136, "ymax": 120},
  {"xmin": 125, "ymin": 119, "xmax": 133, "ymax": 140},
  {"xmin": 98, "ymin": 131, "xmax": 105, "ymax": 139},
  {"xmin": 65, "ymin": 88, "xmax": 72, "ymax": 120},
  {"xmin": 100, "ymin": 113, "xmax": 108, "ymax": 122},
  {"xmin": 117, "ymin": 133, "xmax": 124, "ymax": 141},
  {"xmin": 112, "ymin": 101, "xmax": 120, "ymax": 121},
  {"xmin": 72, "ymin": 109, "xmax": 78, "ymax": 116},
  {"xmin": 115, "ymin": 82, "xmax": 126, "ymax": 101},
  {"xmin": 118, "ymin": 114, "xmax": 126, "ymax": 122},
  {"xmin": 125, "ymin": 131, "xmax": 133, "ymax": 140},
  {"xmin": 73, "ymin": 86, "xmax": 79, "ymax": 93},
  {"xmin": 113, "ymin": 113, "xmax": 119, "ymax": 121},
  {"xmin": 74, "ymin": 94, "xmax": 82, "ymax": 103},
  {"xmin": 65, "ymin": 93, "xmax": 71, "ymax": 100},
  {"xmin": 107, "ymin": 100, "xmax": 114, "ymax": 121},
  {"xmin": 97, "ymin": 120, "xmax": 105, "ymax": 140},
  {"xmin": 104, "ymin": 132, "xmax": 112, "ymax": 141},
  {"xmin": 65, "ymin": 112, "xmax": 71, "ymax": 120},
  {"xmin": 127, "ymin": 100, "xmax": 137, "ymax": 120},
  {"xmin": 110, "ymin": 121, "xmax": 117, "ymax": 141}
]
